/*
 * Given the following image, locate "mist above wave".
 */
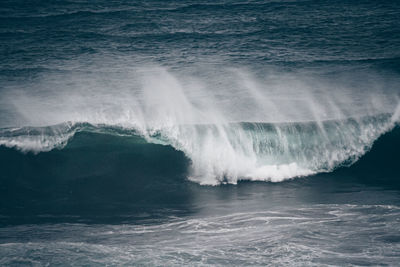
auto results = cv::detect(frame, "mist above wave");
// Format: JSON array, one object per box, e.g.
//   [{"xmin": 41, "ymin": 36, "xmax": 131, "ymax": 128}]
[
  {"xmin": 1, "ymin": 63, "xmax": 399, "ymax": 127},
  {"xmin": 0, "ymin": 64, "xmax": 399, "ymax": 184}
]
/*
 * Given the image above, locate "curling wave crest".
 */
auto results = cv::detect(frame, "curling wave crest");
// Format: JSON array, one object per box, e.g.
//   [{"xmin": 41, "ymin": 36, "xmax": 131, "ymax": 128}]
[
  {"xmin": 1, "ymin": 67, "xmax": 399, "ymax": 185},
  {"xmin": 0, "ymin": 113, "xmax": 398, "ymax": 185}
]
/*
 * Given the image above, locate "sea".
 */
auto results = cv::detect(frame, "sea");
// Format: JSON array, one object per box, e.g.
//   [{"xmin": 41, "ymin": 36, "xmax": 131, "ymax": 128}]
[{"xmin": 1, "ymin": 0, "xmax": 400, "ymax": 266}]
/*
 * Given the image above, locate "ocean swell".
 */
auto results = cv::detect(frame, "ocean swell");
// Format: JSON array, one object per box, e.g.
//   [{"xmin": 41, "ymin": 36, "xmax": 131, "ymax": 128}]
[{"xmin": 0, "ymin": 112, "xmax": 398, "ymax": 185}]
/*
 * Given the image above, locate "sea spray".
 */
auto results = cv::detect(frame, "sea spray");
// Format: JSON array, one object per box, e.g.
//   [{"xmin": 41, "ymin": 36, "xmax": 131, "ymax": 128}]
[{"xmin": 1, "ymin": 66, "xmax": 399, "ymax": 184}]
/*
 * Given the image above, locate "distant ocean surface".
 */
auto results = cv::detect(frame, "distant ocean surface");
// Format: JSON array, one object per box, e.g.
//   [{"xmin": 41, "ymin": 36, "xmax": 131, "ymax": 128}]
[{"xmin": 1, "ymin": 0, "xmax": 400, "ymax": 266}]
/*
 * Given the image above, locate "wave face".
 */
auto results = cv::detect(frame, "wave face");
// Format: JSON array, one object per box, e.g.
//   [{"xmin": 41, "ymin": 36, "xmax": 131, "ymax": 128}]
[
  {"xmin": 1, "ymin": 112, "xmax": 398, "ymax": 185},
  {"xmin": 1, "ymin": 121, "xmax": 400, "ymax": 225}
]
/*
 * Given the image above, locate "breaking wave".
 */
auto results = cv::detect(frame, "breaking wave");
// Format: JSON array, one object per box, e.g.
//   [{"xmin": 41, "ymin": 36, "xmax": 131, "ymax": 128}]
[{"xmin": 1, "ymin": 111, "xmax": 398, "ymax": 185}]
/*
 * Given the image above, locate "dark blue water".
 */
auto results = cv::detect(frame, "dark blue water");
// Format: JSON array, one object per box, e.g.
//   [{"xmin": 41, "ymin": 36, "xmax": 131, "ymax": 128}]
[{"xmin": 1, "ymin": 0, "xmax": 400, "ymax": 265}]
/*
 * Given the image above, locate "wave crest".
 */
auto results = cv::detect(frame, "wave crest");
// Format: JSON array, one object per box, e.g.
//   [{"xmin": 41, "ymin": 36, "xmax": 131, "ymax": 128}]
[{"xmin": 0, "ymin": 113, "xmax": 397, "ymax": 185}]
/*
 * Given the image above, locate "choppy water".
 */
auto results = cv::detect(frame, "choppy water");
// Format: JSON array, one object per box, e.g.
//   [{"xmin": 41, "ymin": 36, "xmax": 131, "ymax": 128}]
[
  {"xmin": 1, "ymin": 0, "xmax": 400, "ymax": 265},
  {"xmin": 2, "ymin": 204, "xmax": 400, "ymax": 266}
]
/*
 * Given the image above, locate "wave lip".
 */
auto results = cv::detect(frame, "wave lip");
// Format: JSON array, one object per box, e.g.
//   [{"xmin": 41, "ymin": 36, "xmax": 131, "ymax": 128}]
[
  {"xmin": 146, "ymin": 114, "xmax": 397, "ymax": 184},
  {"xmin": 0, "ymin": 122, "xmax": 77, "ymax": 153},
  {"xmin": 0, "ymin": 122, "xmax": 141, "ymax": 153},
  {"xmin": 0, "ymin": 112, "xmax": 398, "ymax": 185}
]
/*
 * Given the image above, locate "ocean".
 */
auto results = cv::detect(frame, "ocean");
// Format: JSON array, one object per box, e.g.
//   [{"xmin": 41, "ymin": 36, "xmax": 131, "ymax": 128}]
[{"xmin": 1, "ymin": 0, "xmax": 400, "ymax": 266}]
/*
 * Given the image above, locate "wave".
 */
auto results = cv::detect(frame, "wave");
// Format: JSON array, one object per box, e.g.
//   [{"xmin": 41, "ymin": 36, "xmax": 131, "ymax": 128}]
[
  {"xmin": 1, "ymin": 64, "xmax": 399, "ymax": 185},
  {"xmin": 1, "ymin": 112, "xmax": 398, "ymax": 185}
]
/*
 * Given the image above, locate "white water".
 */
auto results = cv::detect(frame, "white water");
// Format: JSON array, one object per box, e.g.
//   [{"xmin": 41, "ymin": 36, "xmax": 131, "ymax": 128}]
[
  {"xmin": 2, "ymin": 205, "xmax": 400, "ymax": 266},
  {"xmin": 0, "ymin": 65, "xmax": 399, "ymax": 184}
]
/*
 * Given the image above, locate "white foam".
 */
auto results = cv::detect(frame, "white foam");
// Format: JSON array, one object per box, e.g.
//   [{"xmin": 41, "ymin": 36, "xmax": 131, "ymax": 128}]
[{"xmin": 244, "ymin": 163, "xmax": 315, "ymax": 183}]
